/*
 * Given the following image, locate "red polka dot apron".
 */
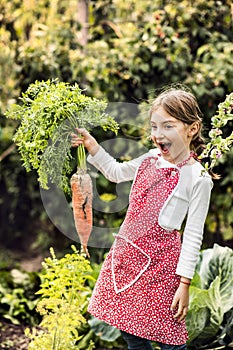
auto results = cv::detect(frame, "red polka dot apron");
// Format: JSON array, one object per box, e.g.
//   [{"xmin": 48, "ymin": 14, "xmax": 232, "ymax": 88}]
[{"xmin": 88, "ymin": 155, "xmax": 190, "ymax": 345}]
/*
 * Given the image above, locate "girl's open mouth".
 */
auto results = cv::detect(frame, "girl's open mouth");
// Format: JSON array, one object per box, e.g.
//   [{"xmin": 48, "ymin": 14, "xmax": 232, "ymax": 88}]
[{"xmin": 158, "ymin": 143, "xmax": 171, "ymax": 154}]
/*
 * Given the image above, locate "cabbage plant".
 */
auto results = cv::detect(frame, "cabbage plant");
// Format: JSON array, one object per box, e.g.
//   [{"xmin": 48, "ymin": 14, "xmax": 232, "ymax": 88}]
[{"xmin": 186, "ymin": 244, "xmax": 233, "ymax": 349}]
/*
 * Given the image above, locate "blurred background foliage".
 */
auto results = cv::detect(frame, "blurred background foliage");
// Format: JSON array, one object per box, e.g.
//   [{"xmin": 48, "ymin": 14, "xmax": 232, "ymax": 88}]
[{"xmin": 0, "ymin": 0, "xmax": 233, "ymax": 263}]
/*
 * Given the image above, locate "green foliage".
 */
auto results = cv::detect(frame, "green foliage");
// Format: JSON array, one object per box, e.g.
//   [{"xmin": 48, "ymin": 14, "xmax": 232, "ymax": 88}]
[
  {"xmin": 0, "ymin": 26, "xmax": 18, "ymax": 111},
  {"xmin": 5, "ymin": 79, "xmax": 118, "ymax": 192},
  {"xmin": 71, "ymin": 0, "xmax": 233, "ymax": 111},
  {"xmin": 25, "ymin": 249, "xmax": 124, "ymax": 349},
  {"xmin": 26, "ymin": 245, "xmax": 95, "ymax": 350},
  {"xmin": 76, "ymin": 316, "xmax": 125, "ymax": 349},
  {"xmin": 0, "ymin": 0, "xmax": 80, "ymax": 111},
  {"xmin": 200, "ymin": 92, "xmax": 233, "ymax": 171},
  {"xmin": 1, "ymin": 0, "xmax": 232, "ymax": 110},
  {"xmin": 186, "ymin": 244, "xmax": 233, "ymax": 349},
  {"xmin": 88, "ymin": 317, "xmax": 121, "ymax": 342},
  {"xmin": 0, "ymin": 268, "xmax": 40, "ymax": 325}
]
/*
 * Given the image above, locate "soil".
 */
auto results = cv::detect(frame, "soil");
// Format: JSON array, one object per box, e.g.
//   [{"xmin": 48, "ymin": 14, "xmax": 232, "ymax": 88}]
[
  {"xmin": 0, "ymin": 254, "xmax": 42, "ymax": 350},
  {"xmin": 0, "ymin": 318, "xmax": 121, "ymax": 350},
  {"xmin": 0, "ymin": 318, "xmax": 30, "ymax": 350}
]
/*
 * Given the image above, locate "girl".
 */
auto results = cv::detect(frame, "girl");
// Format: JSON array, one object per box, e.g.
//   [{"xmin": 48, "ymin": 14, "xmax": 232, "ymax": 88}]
[{"xmin": 71, "ymin": 87, "xmax": 213, "ymax": 350}]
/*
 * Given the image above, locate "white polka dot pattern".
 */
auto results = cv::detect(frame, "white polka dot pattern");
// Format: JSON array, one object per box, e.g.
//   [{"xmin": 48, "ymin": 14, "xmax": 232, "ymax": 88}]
[{"xmin": 88, "ymin": 156, "xmax": 188, "ymax": 345}]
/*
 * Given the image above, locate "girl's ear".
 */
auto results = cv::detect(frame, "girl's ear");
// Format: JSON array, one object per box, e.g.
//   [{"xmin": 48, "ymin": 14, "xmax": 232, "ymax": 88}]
[{"xmin": 188, "ymin": 122, "xmax": 199, "ymax": 137}]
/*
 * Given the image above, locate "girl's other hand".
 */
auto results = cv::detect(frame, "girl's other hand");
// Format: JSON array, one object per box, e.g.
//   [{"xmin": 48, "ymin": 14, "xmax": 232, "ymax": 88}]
[
  {"xmin": 171, "ymin": 283, "xmax": 189, "ymax": 322},
  {"xmin": 70, "ymin": 128, "xmax": 100, "ymax": 156}
]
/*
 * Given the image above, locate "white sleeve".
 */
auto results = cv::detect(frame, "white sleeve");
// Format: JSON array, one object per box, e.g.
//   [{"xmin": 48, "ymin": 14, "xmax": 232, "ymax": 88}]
[
  {"xmin": 176, "ymin": 174, "xmax": 213, "ymax": 279},
  {"xmin": 87, "ymin": 146, "xmax": 151, "ymax": 183}
]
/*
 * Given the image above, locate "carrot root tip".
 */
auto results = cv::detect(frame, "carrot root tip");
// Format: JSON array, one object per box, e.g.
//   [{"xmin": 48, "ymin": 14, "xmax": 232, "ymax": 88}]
[{"xmin": 82, "ymin": 244, "xmax": 90, "ymax": 258}]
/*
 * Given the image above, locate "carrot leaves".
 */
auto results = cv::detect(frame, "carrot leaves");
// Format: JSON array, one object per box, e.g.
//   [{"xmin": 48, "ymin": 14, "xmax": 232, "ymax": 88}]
[{"xmin": 6, "ymin": 79, "xmax": 119, "ymax": 192}]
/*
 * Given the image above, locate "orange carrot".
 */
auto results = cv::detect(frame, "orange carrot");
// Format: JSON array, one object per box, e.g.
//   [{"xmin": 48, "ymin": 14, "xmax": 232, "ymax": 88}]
[{"xmin": 70, "ymin": 169, "xmax": 93, "ymax": 257}]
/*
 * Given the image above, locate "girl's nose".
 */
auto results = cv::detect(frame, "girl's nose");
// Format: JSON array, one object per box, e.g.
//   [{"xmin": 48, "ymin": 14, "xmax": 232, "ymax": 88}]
[{"xmin": 151, "ymin": 128, "xmax": 164, "ymax": 139}]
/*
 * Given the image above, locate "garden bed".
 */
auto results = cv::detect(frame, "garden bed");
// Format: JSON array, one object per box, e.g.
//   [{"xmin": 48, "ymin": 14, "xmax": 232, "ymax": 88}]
[
  {"xmin": 0, "ymin": 318, "xmax": 30, "ymax": 350},
  {"xmin": 0, "ymin": 318, "xmax": 121, "ymax": 350}
]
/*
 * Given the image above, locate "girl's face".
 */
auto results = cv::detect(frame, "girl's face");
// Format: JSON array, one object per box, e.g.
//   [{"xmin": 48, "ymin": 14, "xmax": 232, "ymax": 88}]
[{"xmin": 150, "ymin": 106, "xmax": 199, "ymax": 164}]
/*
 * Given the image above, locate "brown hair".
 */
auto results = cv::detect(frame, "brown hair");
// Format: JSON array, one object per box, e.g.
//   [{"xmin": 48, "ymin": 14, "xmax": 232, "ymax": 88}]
[{"xmin": 150, "ymin": 86, "xmax": 219, "ymax": 179}]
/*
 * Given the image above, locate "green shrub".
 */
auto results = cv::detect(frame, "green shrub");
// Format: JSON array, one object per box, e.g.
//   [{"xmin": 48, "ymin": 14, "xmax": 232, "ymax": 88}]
[
  {"xmin": 186, "ymin": 244, "xmax": 233, "ymax": 349},
  {"xmin": 0, "ymin": 268, "xmax": 40, "ymax": 325},
  {"xmin": 26, "ymin": 245, "xmax": 95, "ymax": 350}
]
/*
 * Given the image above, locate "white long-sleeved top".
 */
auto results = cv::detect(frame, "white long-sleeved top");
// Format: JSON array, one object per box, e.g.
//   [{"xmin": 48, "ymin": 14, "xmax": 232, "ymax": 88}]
[{"xmin": 87, "ymin": 146, "xmax": 213, "ymax": 279}]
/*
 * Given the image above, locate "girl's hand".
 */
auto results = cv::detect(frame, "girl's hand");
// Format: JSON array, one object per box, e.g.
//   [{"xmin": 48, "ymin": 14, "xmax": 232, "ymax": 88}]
[
  {"xmin": 70, "ymin": 128, "xmax": 100, "ymax": 156},
  {"xmin": 171, "ymin": 282, "xmax": 189, "ymax": 322}
]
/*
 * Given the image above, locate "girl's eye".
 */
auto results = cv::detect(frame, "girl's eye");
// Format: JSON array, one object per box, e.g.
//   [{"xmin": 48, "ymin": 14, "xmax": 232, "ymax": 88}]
[
  {"xmin": 165, "ymin": 124, "xmax": 173, "ymax": 129},
  {"xmin": 151, "ymin": 125, "xmax": 157, "ymax": 130}
]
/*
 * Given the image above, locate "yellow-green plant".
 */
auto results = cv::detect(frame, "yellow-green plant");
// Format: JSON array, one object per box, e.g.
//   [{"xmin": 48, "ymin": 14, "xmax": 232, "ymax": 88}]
[
  {"xmin": 25, "ymin": 245, "xmax": 95, "ymax": 350},
  {"xmin": 200, "ymin": 92, "xmax": 233, "ymax": 171}
]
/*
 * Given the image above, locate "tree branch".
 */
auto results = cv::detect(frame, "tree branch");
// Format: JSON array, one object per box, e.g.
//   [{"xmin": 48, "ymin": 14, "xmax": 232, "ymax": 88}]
[{"xmin": 0, "ymin": 144, "xmax": 16, "ymax": 162}]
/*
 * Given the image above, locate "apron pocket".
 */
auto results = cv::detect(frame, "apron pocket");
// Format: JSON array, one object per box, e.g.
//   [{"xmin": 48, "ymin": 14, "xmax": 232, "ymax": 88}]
[{"xmin": 112, "ymin": 233, "xmax": 151, "ymax": 293}]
